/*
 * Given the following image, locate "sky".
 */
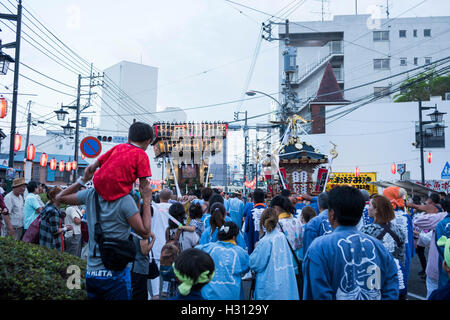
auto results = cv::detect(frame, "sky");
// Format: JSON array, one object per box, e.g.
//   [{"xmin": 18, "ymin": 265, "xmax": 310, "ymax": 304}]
[{"xmin": 0, "ymin": 0, "xmax": 449, "ymax": 166}]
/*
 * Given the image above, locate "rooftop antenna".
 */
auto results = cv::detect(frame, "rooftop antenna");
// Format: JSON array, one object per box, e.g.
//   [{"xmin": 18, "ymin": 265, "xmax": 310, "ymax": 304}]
[
  {"xmin": 355, "ymin": 0, "xmax": 358, "ymax": 15},
  {"xmin": 312, "ymin": 0, "xmax": 330, "ymax": 21}
]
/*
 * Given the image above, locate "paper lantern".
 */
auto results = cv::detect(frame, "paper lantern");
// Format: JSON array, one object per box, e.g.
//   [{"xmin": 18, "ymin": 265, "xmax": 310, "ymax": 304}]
[
  {"xmin": 50, "ymin": 158, "xmax": 57, "ymax": 170},
  {"xmin": 26, "ymin": 144, "xmax": 36, "ymax": 161},
  {"xmin": 14, "ymin": 133, "xmax": 22, "ymax": 151},
  {"xmin": 355, "ymin": 167, "xmax": 360, "ymax": 177},
  {"xmin": 72, "ymin": 160, "xmax": 77, "ymax": 170},
  {"xmin": 40, "ymin": 153, "xmax": 48, "ymax": 167},
  {"xmin": 427, "ymin": 152, "xmax": 432, "ymax": 164},
  {"xmin": 80, "ymin": 153, "xmax": 85, "ymax": 160},
  {"xmin": 58, "ymin": 160, "xmax": 64, "ymax": 172},
  {"xmin": 66, "ymin": 161, "xmax": 72, "ymax": 171},
  {"xmin": 391, "ymin": 163, "xmax": 396, "ymax": 174},
  {"xmin": 0, "ymin": 97, "xmax": 6, "ymax": 118}
]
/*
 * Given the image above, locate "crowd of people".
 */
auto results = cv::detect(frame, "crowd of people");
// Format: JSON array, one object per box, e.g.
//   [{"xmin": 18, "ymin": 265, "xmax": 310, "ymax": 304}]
[{"xmin": 0, "ymin": 121, "xmax": 449, "ymax": 301}]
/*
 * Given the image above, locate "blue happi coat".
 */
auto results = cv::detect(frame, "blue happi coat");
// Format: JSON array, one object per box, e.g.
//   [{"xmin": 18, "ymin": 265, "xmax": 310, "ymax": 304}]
[
  {"xmin": 435, "ymin": 213, "xmax": 450, "ymax": 288},
  {"xmin": 303, "ymin": 226, "xmax": 399, "ymax": 300},
  {"xmin": 302, "ymin": 209, "xmax": 333, "ymax": 255},
  {"xmin": 243, "ymin": 203, "xmax": 267, "ymax": 254},
  {"xmin": 199, "ymin": 226, "xmax": 247, "ymax": 250},
  {"xmin": 228, "ymin": 198, "xmax": 245, "ymax": 229},
  {"xmin": 249, "ymin": 229, "xmax": 299, "ymax": 300},
  {"xmin": 196, "ymin": 241, "xmax": 250, "ymax": 300},
  {"xmin": 392, "ymin": 209, "xmax": 414, "ymax": 296}
]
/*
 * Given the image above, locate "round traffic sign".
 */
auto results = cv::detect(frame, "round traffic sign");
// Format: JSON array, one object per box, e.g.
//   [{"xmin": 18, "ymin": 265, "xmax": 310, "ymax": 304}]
[{"xmin": 80, "ymin": 136, "xmax": 102, "ymax": 158}]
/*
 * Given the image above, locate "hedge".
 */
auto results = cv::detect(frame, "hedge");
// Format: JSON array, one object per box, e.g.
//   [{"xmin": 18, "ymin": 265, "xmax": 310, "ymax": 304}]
[{"xmin": 0, "ymin": 236, "xmax": 88, "ymax": 300}]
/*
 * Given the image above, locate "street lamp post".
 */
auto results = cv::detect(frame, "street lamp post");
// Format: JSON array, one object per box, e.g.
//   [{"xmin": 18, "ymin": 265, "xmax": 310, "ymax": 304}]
[
  {"xmin": 1, "ymin": 1, "xmax": 22, "ymax": 191},
  {"xmin": 418, "ymin": 101, "xmax": 447, "ymax": 185}
]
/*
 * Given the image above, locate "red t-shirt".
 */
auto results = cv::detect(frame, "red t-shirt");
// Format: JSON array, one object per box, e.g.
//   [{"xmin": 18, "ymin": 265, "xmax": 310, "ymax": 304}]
[{"xmin": 93, "ymin": 143, "xmax": 151, "ymax": 201}]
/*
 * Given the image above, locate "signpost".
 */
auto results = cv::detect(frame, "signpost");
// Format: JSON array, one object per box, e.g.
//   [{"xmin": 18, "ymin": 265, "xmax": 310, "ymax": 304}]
[
  {"xmin": 441, "ymin": 162, "xmax": 450, "ymax": 180},
  {"xmin": 80, "ymin": 136, "xmax": 102, "ymax": 159}
]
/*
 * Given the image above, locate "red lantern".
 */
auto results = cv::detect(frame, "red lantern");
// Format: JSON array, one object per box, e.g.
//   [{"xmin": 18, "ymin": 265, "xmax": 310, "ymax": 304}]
[
  {"xmin": 26, "ymin": 144, "xmax": 36, "ymax": 161},
  {"xmin": 391, "ymin": 163, "xmax": 397, "ymax": 174},
  {"xmin": 14, "ymin": 133, "xmax": 22, "ymax": 151},
  {"xmin": 80, "ymin": 153, "xmax": 85, "ymax": 160},
  {"xmin": 59, "ymin": 160, "xmax": 64, "ymax": 172},
  {"xmin": 0, "ymin": 97, "xmax": 7, "ymax": 118},
  {"xmin": 40, "ymin": 153, "xmax": 48, "ymax": 167},
  {"xmin": 72, "ymin": 160, "xmax": 77, "ymax": 170},
  {"xmin": 66, "ymin": 161, "xmax": 72, "ymax": 171},
  {"xmin": 355, "ymin": 167, "xmax": 360, "ymax": 177},
  {"xmin": 50, "ymin": 158, "xmax": 57, "ymax": 170},
  {"xmin": 427, "ymin": 152, "xmax": 432, "ymax": 164}
]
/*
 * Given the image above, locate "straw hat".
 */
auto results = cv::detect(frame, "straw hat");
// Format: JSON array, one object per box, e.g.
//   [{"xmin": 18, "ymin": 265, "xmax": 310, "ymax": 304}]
[{"xmin": 12, "ymin": 177, "xmax": 26, "ymax": 188}]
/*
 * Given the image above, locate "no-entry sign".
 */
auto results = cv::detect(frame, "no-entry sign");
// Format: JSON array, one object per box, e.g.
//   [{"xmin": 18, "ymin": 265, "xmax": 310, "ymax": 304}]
[{"xmin": 80, "ymin": 136, "xmax": 102, "ymax": 158}]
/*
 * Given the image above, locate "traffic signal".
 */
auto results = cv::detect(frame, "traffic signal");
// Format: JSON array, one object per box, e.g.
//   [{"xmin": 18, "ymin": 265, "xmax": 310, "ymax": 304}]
[{"xmin": 97, "ymin": 136, "xmax": 112, "ymax": 142}]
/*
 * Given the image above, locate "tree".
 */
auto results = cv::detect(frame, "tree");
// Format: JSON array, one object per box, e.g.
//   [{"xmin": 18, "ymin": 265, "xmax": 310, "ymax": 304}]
[{"xmin": 393, "ymin": 69, "xmax": 450, "ymax": 102}]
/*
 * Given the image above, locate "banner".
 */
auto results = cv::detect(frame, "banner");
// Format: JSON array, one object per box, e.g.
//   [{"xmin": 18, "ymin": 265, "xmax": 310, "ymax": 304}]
[
  {"xmin": 326, "ymin": 172, "xmax": 378, "ymax": 194},
  {"xmin": 412, "ymin": 180, "xmax": 450, "ymax": 193},
  {"xmin": 315, "ymin": 168, "xmax": 329, "ymax": 193}
]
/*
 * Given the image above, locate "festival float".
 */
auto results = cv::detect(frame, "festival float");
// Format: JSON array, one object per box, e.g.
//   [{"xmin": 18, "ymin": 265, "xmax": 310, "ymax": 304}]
[{"xmin": 151, "ymin": 121, "xmax": 228, "ymax": 196}]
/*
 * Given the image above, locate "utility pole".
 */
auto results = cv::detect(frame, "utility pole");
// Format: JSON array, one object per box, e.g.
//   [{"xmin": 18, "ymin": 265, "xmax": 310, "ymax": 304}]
[
  {"xmin": 418, "ymin": 99, "xmax": 425, "ymax": 185},
  {"xmin": 24, "ymin": 101, "xmax": 32, "ymax": 158},
  {"xmin": 234, "ymin": 111, "xmax": 249, "ymax": 195},
  {"xmin": 73, "ymin": 74, "xmax": 81, "ymax": 182},
  {"xmin": 3, "ymin": 0, "xmax": 22, "ymax": 191}
]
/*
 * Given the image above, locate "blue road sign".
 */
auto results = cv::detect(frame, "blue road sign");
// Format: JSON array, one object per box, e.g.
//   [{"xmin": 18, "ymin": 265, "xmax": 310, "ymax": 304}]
[
  {"xmin": 441, "ymin": 162, "xmax": 450, "ymax": 179},
  {"xmin": 80, "ymin": 136, "xmax": 102, "ymax": 158}
]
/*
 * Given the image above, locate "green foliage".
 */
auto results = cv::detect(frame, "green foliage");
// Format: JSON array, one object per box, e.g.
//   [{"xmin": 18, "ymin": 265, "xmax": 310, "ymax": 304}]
[
  {"xmin": 0, "ymin": 236, "xmax": 88, "ymax": 300},
  {"xmin": 393, "ymin": 70, "xmax": 450, "ymax": 102}
]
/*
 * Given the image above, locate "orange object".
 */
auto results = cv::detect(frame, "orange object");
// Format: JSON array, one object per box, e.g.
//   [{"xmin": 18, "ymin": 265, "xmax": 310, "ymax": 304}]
[
  {"xmin": 0, "ymin": 97, "xmax": 7, "ymax": 118},
  {"xmin": 383, "ymin": 186, "xmax": 405, "ymax": 209},
  {"xmin": 14, "ymin": 134, "xmax": 22, "ymax": 151},
  {"xmin": 40, "ymin": 153, "xmax": 48, "ymax": 167},
  {"xmin": 26, "ymin": 144, "xmax": 36, "ymax": 161},
  {"xmin": 50, "ymin": 158, "xmax": 57, "ymax": 170},
  {"xmin": 58, "ymin": 160, "xmax": 64, "ymax": 172}
]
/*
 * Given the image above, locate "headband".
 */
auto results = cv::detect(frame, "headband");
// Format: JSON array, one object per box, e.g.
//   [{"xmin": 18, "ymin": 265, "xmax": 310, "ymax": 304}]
[
  {"xmin": 172, "ymin": 264, "xmax": 215, "ymax": 296},
  {"xmin": 437, "ymin": 236, "xmax": 450, "ymax": 268}
]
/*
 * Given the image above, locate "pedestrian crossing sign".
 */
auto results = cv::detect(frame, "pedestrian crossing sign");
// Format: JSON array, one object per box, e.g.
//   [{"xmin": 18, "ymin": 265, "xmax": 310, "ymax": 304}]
[{"xmin": 441, "ymin": 162, "xmax": 450, "ymax": 179}]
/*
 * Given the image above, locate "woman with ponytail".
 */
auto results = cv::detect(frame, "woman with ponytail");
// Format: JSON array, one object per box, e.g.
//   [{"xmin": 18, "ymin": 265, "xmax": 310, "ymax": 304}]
[
  {"xmin": 199, "ymin": 203, "xmax": 247, "ymax": 250},
  {"xmin": 249, "ymin": 208, "xmax": 299, "ymax": 300},
  {"xmin": 196, "ymin": 221, "xmax": 250, "ymax": 300}
]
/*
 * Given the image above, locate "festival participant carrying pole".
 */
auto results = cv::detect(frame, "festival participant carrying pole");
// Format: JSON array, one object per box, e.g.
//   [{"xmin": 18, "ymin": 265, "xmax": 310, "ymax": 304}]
[
  {"xmin": 322, "ymin": 141, "xmax": 338, "ymax": 192},
  {"xmin": 169, "ymin": 155, "xmax": 182, "ymax": 198},
  {"xmin": 205, "ymin": 152, "xmax": 213, "ymax": 187}
]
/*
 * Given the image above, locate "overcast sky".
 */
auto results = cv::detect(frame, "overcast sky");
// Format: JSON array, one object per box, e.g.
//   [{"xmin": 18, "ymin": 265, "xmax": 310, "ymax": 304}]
[{"xmin": 0, "ymin": 0, "xmax": 449, "ymax": 164}]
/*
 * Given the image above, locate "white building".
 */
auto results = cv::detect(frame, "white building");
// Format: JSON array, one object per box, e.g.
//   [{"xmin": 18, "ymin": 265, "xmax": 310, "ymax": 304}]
[
  {"xmin": 276, "ymin": 14, "xmax": 450, "ymax": 192},
  {"xmin": 278, "ymin": 14, "xmax": 450, "ymax": 102},
  {"xmin": 100, "ymin": 60, "xmax": 158, "ymax": 133}
]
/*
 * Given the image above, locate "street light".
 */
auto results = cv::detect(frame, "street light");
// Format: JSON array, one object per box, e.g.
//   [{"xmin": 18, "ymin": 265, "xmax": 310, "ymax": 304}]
[
  {"xmin": 0, "ymin": 51, "xmax": 14, "ymax": 75},
  {"xmin": 54, "ymin": 106, "xmax": 69, "ymax": 121},
  {"xmin": 61, "ymin": 119, "xmax": 74, "ymax": 135},
  {"xmin": 430, "ymin": 123, "xmax": 447, "ymax": 137},
  {"xmin": 427, "ymin": 107, "xmax": 446, "ymax": 123}
]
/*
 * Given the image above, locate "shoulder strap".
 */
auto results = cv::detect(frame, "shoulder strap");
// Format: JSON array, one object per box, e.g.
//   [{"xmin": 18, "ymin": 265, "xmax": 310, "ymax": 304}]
[
  {"xmin": 278, "ymin": 222, "xmax": 301, "ymax": 267},
  {"xmin": 93, "ymin": 192, "xmax": 104, "ymax": 245},
  {"xmin": 379, "ymin": 223, "xmax": 402, "ymax": 247}
]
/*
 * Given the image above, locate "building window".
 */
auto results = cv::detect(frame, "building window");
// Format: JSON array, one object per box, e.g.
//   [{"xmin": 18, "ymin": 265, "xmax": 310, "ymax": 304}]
[
  {"xmin": 413, "ymin": 29, "xmax": 417, "ymax": 37},
  {"xmin": 414, "ymin": 57, "xmax": 418, "ymax": 65},
  {"xmin": 425, "ymin": 57, "xmax": 432, "ymax": 65},
  {"xmin": 374, "ymin": 58, "xmax": 390, "ymax": 70},
  {"xmin": 373, "ymin": 31, "xmax": 389, "ymax": 41},
  {"xmin": 399, "ymin": 30, "xmax": 407, "ymax": 38},
  {"xmin": 424, "ymin": 29, "xmax": 431, "ymax": 37},
  {"xmin": 400, "ymin": 58, "xmax": 407, "ymax": 66},
  {"xmin": 374, "ymin": 87, "xmax": 390, "ymax": 98},
  {"xmin": 415, "ymin": 122, "xmax": 445, "ymax": 148}
]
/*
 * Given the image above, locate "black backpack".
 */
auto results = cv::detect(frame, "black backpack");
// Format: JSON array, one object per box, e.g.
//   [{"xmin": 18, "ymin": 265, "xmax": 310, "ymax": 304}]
[{"xmin": 93, "ymin": 192, "xmax": 136, "ymax": 272}]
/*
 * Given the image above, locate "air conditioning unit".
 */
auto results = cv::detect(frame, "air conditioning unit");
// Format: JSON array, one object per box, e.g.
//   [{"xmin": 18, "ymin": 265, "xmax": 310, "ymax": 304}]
[{"xmin": 445, "ymin": 92, "xmax": 450, "ymax": 100}]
